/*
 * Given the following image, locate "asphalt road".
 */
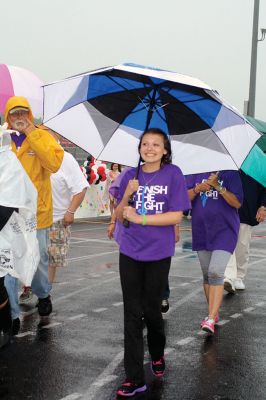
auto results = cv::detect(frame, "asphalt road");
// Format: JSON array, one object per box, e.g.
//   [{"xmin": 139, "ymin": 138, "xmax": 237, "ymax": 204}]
[{"xmin": 0, "ymin": 218, "xmax": 265, "ymax": 400}]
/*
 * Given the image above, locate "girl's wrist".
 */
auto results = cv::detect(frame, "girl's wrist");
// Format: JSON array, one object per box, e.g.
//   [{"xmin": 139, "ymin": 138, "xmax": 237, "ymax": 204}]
[{"xmin": 193, "ymin": 185, "xmax": 199, "ymax": 195}]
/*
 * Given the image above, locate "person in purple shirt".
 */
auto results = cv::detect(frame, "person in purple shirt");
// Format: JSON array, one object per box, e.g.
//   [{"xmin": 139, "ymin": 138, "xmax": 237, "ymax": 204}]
[
  {"xmin": 115, "ymin": 128, "xmax": 190, "ymax": 397},
  {"xmin": 186, "ymin": 171, "xmax": 243, "ymax": 335}
]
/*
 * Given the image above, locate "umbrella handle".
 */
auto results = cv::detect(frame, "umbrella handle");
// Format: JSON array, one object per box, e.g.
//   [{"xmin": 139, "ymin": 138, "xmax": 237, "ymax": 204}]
[
  {"xmin": 123, "ymin": 194, "xmax": 135, "ymax": 228},
  {"xmin": 123, "ymin": 219, "xmax": 130, "ymax": 228},
  {"xmin": 123, "ymin": 160, "xmax": 141, "ymax": 228}
]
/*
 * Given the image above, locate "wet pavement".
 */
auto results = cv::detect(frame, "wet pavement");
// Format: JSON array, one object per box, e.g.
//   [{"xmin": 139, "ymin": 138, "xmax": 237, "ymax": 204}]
[{"xmin": 0, "ymin": 218, "xmax": 265, "ymax": 400}]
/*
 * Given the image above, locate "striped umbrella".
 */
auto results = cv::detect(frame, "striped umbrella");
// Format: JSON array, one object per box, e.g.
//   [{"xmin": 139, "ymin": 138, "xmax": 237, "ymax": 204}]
[
  {"xmin": 43, "ymin": 63, "xmax": 261, "ymax": 176},
  {"xmin": 0, "ymin": 64, "xmax": 43, "ymax": 120}
]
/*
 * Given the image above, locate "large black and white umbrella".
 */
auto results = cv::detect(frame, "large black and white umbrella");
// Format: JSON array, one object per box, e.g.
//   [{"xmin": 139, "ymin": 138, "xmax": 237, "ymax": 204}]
[{"xmin": 43, "ymin": 63, "xmax": 261, "ymax": 175}]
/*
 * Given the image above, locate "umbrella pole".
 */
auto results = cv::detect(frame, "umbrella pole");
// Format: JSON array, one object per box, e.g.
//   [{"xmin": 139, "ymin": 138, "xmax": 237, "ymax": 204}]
[{"xmin": 123, "ymin": 157, "xmax": 142, "ymax": 228}]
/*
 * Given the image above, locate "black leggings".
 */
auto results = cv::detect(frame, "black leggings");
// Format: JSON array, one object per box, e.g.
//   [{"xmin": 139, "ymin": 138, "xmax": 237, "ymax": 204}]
[
  {"xmin": 119, "ymin": 253, "xmax": 171, "ymax": 383},
  {"xmin": 0, "ymin": 277, "xmax": 8, "ymax": 304}
]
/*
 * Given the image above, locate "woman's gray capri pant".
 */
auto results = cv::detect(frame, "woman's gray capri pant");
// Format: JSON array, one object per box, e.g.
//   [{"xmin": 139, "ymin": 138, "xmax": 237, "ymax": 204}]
[{"xmin": 197, "ymin": 250, "xmax": 231, "ymax": 285}]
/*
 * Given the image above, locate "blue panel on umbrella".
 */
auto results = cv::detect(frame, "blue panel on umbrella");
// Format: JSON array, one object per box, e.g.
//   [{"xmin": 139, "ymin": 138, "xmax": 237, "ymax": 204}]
[
  {"xmin": 165, "ymin": 87, "xmax": 221, "ymax": 127},
  {"xmin": 87, "ymin": 75, "xmax": 146, "ymax": 100},
  {"xmin": 149, "ymin": 109, "xmax": 169, "ymax": 134},
  {"xmin": 149, "ymin": 77, "xmax": 165, "ymax": 85},
  {"xmin": 121, "ymin": 91, "xmax": 169, "ymax": 133},
  {"xmin": 122, "ymin": 102, "xmax": 148, "ymax": 132}
]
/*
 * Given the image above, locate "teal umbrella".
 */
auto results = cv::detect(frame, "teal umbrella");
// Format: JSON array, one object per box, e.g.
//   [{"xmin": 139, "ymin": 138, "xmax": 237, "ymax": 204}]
[
  {"xmin": 245, "ymin": 115, "xmax": 266, "ymax": 152},
  {"xmin": 242, "ymin": 116, "xmax": 266, "ymax": 187}
]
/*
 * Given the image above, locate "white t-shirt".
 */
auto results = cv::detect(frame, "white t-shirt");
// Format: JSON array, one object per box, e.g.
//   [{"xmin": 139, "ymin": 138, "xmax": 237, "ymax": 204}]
[{"xmin": 51, "ymin": 152, "xmax": 89, "ymax": 222}]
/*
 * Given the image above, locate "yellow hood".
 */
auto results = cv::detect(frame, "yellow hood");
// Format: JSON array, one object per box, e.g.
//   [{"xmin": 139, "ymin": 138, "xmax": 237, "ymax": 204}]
[{"xmin": 4, "ymin": 96, "xmax": 34, "ymax": 126}]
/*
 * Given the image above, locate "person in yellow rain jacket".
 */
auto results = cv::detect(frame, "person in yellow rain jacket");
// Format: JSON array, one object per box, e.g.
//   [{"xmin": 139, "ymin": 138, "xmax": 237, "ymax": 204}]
[{"xmin": 4, "ymin": 96, "xmax": 64, "ymax": 331}]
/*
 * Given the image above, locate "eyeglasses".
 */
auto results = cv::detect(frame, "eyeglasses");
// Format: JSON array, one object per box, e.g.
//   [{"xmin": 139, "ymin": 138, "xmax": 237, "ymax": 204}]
[{"xmin": 9, "ymin": 110, "xmax": 29, "ymax": 117}]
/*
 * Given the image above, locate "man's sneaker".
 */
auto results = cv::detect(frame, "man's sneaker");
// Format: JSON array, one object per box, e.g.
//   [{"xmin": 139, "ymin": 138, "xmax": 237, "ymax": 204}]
[
  {"xmin": 201, "ymin": 314, "xmax": 219, "ymax": 327},
  {"xmin": 11, "ymin": 318, "xmax": 20, "ymax": 336},
  {"xmin": 201, "ymin": 318, "xmax": 215, "ymax": 334},
  {"xmin": 116, "ymin": 381, "xmax": 147, "ymax": 397},
  {"xmin": 224, "ymin": 278, "xmax": 236, "ymax": 294},
  {"xmin": 161, "ymin": 299, "xmax": 169, "ymax": 314},
  {"xmin": 151, "ymin": 356, "xmax": 165, "ymax": 378},
  {"xmin": 234, "ymin": 278, "xmax": 245, "ymax": 290},
  {"xmin": 37, "ymin": 296, "xmax": 52, "ymax": 316},
  {"xmin": 19, "ymin": 287, "xmax": 33, "ymax": 304}
]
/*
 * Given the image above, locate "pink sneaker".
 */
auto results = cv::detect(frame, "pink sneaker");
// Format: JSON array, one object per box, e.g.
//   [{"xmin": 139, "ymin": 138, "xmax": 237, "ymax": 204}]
[
  {"xmin": 201, "ymin": 318, "xmax": 215, "ymax": 334},
  {"xmin": 200, "ymin": 314, "xmax": 219, "ymax": 327}
]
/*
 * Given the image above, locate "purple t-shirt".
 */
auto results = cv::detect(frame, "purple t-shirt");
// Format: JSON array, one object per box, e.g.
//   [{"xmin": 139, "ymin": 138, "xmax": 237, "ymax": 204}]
[
  {"xmin": 118, "ymin": 164, "xmax": 191, "ymax": 261},
  {"xmin": 186, "ymin": 171, "xmax": 243, "ymax": 253}
]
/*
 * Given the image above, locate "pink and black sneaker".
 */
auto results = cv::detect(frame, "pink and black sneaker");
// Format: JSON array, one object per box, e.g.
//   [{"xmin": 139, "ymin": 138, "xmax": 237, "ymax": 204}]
[
  {"xmin": 200, "ymin": 314, "xmax": 219, "ymax": 327},
  {"xmin": 151, "ymin": 356, "xmax": 165, "ymax": 378},
  {"xmin": 201, "ymin": 318, "xmax": 215, "ymax": 334},
  {"xmin": 117, "ymin": 380, "xmax": 147, "ymax": 397}
]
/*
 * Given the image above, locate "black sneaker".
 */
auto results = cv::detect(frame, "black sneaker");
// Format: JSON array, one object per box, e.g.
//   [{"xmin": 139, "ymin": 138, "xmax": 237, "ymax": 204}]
[
  {"xmin": 117, "ymin": 380, "xmax": 147, "ymax": 397},
  {"xmin": 151, "ymin": 356, "xmax": 165, "ymax": 378},
  {"xmin": 11, "ymin": 318, "xmax": 20, "ymax": 336},
  {"xmin": 0, "ymin": 332, "xmax": 11, "ymax": 349},
  {"xmin": 37, "ymin": 296, "xmax": 52, "ymax": 316},
  {"xmin": 161, "ymin": 299, "xmax": 169, "ymax": 314}
]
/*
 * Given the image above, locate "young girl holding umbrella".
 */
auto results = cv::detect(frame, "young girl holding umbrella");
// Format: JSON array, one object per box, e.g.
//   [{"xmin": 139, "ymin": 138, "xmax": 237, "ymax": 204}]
[{"xmin": 115, "ymin": 128, "xmax": 190, "ymax": 397}]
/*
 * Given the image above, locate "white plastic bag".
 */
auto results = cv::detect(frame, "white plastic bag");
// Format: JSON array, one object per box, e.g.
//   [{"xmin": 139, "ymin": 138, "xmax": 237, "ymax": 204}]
[
  {"xmin": 0, "ymin": 211, "xmax": 40, "ymax": 285},
  {"xmin": 0, "ymin": 129, "xmax": 39, "ymax": 284}
]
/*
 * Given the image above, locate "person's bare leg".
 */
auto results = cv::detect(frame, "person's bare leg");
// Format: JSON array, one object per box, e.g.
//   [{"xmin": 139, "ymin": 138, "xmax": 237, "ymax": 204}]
[
  {"xmin": 110, "ymin": 201, "xmax": 114, "ymax": 216},
  {"xmin": 208, "ymin": 285, "xmax": 224, "ymax": 319},
  {"xmin": 203, "ymin": 283, "xmax": 209, "ymax": 303},
  {"xmin": 48, "ymin": 266, "xmax": 57, "ymax": 283}
]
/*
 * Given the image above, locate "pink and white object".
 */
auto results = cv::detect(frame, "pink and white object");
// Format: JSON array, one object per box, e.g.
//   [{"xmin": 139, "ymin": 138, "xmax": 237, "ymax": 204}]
[{"xmin": 0, "ymin": 64, "xmax": 44, "ymax": 119}]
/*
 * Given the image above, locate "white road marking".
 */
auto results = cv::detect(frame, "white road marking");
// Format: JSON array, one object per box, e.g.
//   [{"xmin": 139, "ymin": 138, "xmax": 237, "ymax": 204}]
[
  {"xmin": 197, "ymin": 330, "xmax": 206, "ymax": 336},
  {"xmin": 22, "ymin": 276, "xmax": 119, "ymax": 317},
  {"xmin": 105, "ymin": 271, "xmax": 116, "ymax": 274},
  {"xmin": 72, "ymin": 227, "xmax": 106, "ymax": 232},
  {"xmin": 16, "ymin": 331, "xmax": 35, "ymax": 338},
  {"xmin": 180, "ymin": 282, "xmax": 190, "ymax": 287},
  {"xmin": 249, "ymin": 253, "xmax": 266, "ymax": 258},
  {"xmin": 90, "ymin": 274, "xmax": 101, "ymax": 278},
  {"xmin": 68, "ymin": 314, "xmax": 87, "ymax": 321},
  {"xmin": 68, "ymin": 250, "xmax": 119, "ymax": 263},
  {"xmin": 71, "ymin": 238, "xmax": 112, "ymax": 245},
  {"xmin": 112, "ymin": 302, "xmax": 123, "ymax": 307},
  {"xmin": 172, "ymin": 253, "xmax": 195, "ymax": 261},
  {"xmin": 176, "ymin": 337, "xmax": 195, "ymax": 346},
  {"xmin": 165, "ymin": 347, "xmax": 175, "ymax": 355},
  {"xmin": 167, "ymin": 287, "xmax": 203, "ymax": 315},
  {"xmin": 249, "ymin": 259, "xmax": 266, "ymax": 267},
  {"xmin": 230, "ymin": 313, "xmax": 242, "ymax": 319},
  {"xmin": 243, "ymin": 307, "xmax": 255, "ymax": 312},
  {"xmin": 255, "ymin": 301, "xmax": 265, "ymax": 307},
  {"xmin": 90, "ymin": 374, "xmax": 118, "ymax": 387},
  {"xmin": 41, "ymin": 322, "xmax": 62, "ymax": 329},
  {"xmin": 59, "ymin": 393, "xmax": 82, "ymax": 400},
  {"xmin": 58, "ymin": 281, "xmax": 69, "ymax": 285},
  {"xmin": 92, "ymin": 308, "xmax": 108, "ymax": 313},
  {"xmin": 81, "ymin": 351, "xmax": 124, "ymax": 399},
  {"xmin": 216, "ymin": 319, "xmax": 230, "ymax": 326}
]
